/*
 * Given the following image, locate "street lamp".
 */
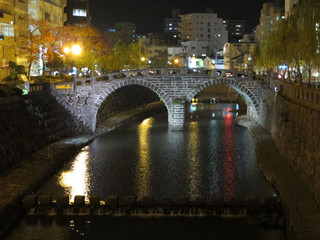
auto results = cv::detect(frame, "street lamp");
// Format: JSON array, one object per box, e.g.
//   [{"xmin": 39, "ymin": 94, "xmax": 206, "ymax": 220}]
[
  {"xmin": 71, "ymin": 45, "xmax": 81, "ymax": 55},
  {"xmin": 64, "ymin": 44, "xmax": 82, "ymax": 55},
  {"xmin": 63, "ymin": 44, "xmax": 82, "ymax": 77}
]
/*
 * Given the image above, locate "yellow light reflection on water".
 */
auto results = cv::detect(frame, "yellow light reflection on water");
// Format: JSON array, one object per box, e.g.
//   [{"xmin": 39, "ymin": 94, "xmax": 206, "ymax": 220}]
[
  {"xmin": 188, "ymin": 121, "xmax": 201, "ymax": 200},
  {"xmin": 136, "ymin": 117, "xmax": 154, "ymax": 199},
  {"xmin": 59, "ymin": 147, "xmax": 90, "ymax": 202}
]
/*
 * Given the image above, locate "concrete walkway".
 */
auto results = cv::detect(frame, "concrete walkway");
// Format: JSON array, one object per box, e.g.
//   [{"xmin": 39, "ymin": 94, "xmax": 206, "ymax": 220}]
[{"xmin": 238, "ymin": 118, "xmax": 320, "ymax": 240}]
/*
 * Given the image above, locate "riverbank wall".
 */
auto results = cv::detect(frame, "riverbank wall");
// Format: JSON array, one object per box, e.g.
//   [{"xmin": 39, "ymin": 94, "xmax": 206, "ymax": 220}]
[
  {"xmin": 238, "ymin": 118, "xmax": 320, "ymax": 240},
  {"xmin": 0, "ymin": 100, "xmax": 166, "ymax": 239},
  {"xmin": 0, "ymin": 88, "xmax": 87, "ymax": 175},
  {"xmin": 260, "ymin": 80, "xmax": 320, "ymax": 208},
  {"xmin": 245, "ymin": 79, "xmax": 320, "ymax": 240}
]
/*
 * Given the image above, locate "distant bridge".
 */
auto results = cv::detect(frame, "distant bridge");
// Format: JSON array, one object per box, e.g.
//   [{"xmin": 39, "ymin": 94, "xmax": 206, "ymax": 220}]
[{"xmin": 48, "ymin": 68, "xmax": 265, "ymax": 132}]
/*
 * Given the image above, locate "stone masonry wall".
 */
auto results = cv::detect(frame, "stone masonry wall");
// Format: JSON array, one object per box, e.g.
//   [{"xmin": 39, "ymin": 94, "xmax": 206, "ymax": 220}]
[
  {"xmin": 260, "ymin": 83, "xmax": 320, "ymax": 207},
  {"xmin": 273, "ymin": 93, "xmax": 320, "ymax": 206},
  {"xmin": 0, "ymin": 88, "xmax": 87, "ymax": 175}
]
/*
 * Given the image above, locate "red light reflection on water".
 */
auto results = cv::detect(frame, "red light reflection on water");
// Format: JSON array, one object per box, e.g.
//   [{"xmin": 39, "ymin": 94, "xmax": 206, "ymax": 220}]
[{"xmin": 223, "ymin": 112, "xmax": 235, "ymax": 199}]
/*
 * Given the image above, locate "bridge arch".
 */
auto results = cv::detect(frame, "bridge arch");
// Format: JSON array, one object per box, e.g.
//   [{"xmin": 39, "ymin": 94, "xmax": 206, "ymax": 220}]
[
  {"xmin": 51, "ymin": 69, "xmax": 263, "ymax": 132},
  {"xmin": 185, "ymin": 78, "xmax": 260, "ymax": 120},
  {"xmin": 91, "ymin": 78, "xmax": 171, "ymax": 131}
]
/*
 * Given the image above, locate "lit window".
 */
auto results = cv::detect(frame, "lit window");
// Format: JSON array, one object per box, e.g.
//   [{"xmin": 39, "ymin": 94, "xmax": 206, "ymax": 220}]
[{"xmin": 73, "ymin": 9, "xmax": 87, "ymax": 17}]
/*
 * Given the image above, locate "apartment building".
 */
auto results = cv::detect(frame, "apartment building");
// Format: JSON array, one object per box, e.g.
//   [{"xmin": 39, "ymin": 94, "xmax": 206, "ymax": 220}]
[
  {"xmin": 0, "ymin": 0, "xmax": 28, "ymax": 80},
  {"xmin": 65, "ymin": 0, "xmax": 90, "ymax": 27},
  {"xmin": 255, "ymin": 2, "xmax": 285, "ymax": 42},
  {"xmin": 178, "ymin": 12, "xmax": 228, "ymax": 57},
  {"xmin": 223, "ymin": 19, "xmax": 246, "ymax": 43}
]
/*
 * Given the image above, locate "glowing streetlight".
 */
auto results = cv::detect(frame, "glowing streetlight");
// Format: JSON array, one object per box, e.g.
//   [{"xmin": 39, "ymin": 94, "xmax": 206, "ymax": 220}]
[
  {"xmin": 64, "ymin": 45, "xmax": 82, "ymax": 55},
  {"xmin": 71, "ymin": 44, "xmax": 81, "ymax": 55},
  {"xmin": 174, "ymin": 58, "xmax": 179, "ymax": 64},
  {"xmin": 63, "ymin": 46, "xmax": 71, "ymax": 54},
  {"xmin": 141, "ymin": 56, "xmax": 146, "ymax": 62}
]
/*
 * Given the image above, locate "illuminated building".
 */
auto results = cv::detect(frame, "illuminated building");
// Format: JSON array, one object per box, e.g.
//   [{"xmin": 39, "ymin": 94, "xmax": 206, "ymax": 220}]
[
  {"xmin": 255, "ymin": 2, "xmax": 285, "ymax": 42},
  {"xmin": 223, "ymin": 19, "xmax": 246, "ymax": 43},
  {"xmin": 164, "ymin": 9, "xmax": 180, "ymax": 45},
  {"xmin": 65, "ymin": 0, "xmax": 90, "ymax": 27},
  {"xmin": 104, "ymin": 22, "xmax": 137, "ymax": 47},
  {"xmin": 178, "ymin": 12, "xmax": 228, "ymax": 57}
]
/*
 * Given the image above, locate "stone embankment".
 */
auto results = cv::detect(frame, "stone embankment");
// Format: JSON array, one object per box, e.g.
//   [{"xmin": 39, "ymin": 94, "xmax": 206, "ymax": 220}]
[
  {"xmin": 238, "ymin": 117, "xmax": 320, "ymax": 240},
  {"xmin": 0, "ymin": 92, "xmax": 87, "ymax": 175},
  {"xmin": 0, "ymin": 101, "xmax": 165, "ymax": 239}
]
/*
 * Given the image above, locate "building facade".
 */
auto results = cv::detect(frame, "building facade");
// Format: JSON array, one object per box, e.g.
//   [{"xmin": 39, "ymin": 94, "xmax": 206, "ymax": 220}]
[
  {"xmin": 223, "ymin": 42, "xmax": 256, "ymax": 71},
  {"xmin": 255, "ymin": 2, "xmax": 285, "ymax": 42},
  {"xmin": 178, "ymin": 12, "xmax": 228, "ymax": 55},
  {"xmin": 164, "ymin": 9, "xmax": 180, "ymax": 45},
  {"xmin": 65, "ymin": 0, "xmax": 90, "ymax": 27},
  {"xmin": 285, "ymin": 0, "xmax": 301, "ymax": 17},
  {"xmin": 223, "ymin": 19, "xmax": 246, "ymax": 43},
  {"xmin": 114, "ymin": 22, "xmax": 137, "ymax": 45},
  {"xmin": 0, "ymin": 0, "xmax": 15, "ymax": 80},
  {"xmin": 104, "ymin": 22, "xmax": 137, "ymax": 47}
]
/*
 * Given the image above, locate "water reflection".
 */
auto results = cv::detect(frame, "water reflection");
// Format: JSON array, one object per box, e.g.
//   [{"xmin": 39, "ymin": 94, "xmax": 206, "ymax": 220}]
[
  {"xmin": 208, "ymin": 120, "xmax": 220, "ymax": 196},
  {"xmin": 223, "ymin": 113, "xmax": 236, "ymax": 199},
  {"xmin": 59, "ymin": 146, "xmax": 90, "ymax": 202},
  {"xmin": 136, "ymin": 117, "xmax": 154, "ymax": 199},
  {"xmin": 187, "ymin": 121, "xmax": 201, "ymax": 200}
]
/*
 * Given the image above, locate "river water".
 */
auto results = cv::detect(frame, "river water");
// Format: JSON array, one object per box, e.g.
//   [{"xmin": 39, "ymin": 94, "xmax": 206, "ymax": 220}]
[{"xmin": 5, "ymin": 103, "xmax": 282, "ymax": 240}]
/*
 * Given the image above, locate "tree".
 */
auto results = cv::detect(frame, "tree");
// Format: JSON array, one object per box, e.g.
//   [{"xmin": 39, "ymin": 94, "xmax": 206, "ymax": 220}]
[
  {"xmin": 3, "ymin": 61, "xmax": 26, "ymax": 84},
  {"xmin": 61, "ymin": 25, "xmax": 111, "ymax": 72},
  {"xmin": 253, "ymin": 0, "xmax": 320, "ymax": 82},
  {"xmin": 99, "ymin": 42, "xmax": 147, "ymax": 72},
  {"xmin": 150, "ymin": 54, "xmax": 170, "ymax": 68},
  {"xmin": 18, "ymin": 19, "xmax": 62, "ymax": 80}
]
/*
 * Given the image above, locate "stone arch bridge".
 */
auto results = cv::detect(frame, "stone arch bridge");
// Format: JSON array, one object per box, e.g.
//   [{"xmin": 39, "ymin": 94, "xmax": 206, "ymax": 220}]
[{"xmin": 50, "ymin": 68, "xmax": 265, "ymax": 132}]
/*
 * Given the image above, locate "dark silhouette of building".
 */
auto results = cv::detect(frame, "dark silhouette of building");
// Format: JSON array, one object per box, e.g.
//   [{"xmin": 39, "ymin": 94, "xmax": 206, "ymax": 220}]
[
  {"xmin": 65, "ymin": 0, "xmax": 91, "ymax": 27},
  {"xmin": 223, "ymin": 19, "xmax": 246, "ymax": 43}
]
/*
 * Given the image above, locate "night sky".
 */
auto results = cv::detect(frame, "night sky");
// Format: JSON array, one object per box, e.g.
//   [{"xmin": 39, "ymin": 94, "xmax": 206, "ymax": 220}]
[{"xmin": 90, "ymin": 0, "xmax": 273, "ymax": 34}]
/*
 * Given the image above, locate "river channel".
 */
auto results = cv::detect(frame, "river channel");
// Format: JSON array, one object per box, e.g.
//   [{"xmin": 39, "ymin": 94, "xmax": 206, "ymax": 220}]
[{"xmin": 5, "ymin": 102, "xmax": 283, "ymax": 240}]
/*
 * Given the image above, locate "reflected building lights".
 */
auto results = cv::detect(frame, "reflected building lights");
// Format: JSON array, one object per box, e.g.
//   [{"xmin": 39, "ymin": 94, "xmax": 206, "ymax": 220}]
[
  {"xmin": 223, "ymin": 112, "xmax": 236, "ymax": 199},
  {"xmin": 59, "ymin": 147, "xmax": 90, "ymax": 202},
  {"xmin": 208, "ymin": 120, "xmax": 219, "ymax": 196},
  {"xmin": 188, "ymin": 121, "xmax": 201, "ymax": 200},
  {"xmin": 136, "ymin": 117, "xmax": 154, "ymax": 199}
]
